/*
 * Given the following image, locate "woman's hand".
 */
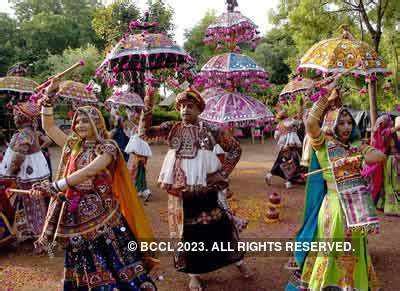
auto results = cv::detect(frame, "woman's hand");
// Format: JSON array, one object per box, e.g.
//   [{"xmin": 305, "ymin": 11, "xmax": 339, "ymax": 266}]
[
  {"xmin": 45, "ymin": 79, "xmax": 60, "ymax": 95},
  {"xmin": 333, "ymin": 156, "xmax": 360, "ymax": 168},
  {"xmin": 34, "ymin": 235, "xmax": 50, "ymax": 252},
  {"xmin": 40, "ymin": 80, "xmax": 60, "ymax": 107},
  {"xmin": 31, "ymin": 181, "xmax": 66, "ymax": 202}
]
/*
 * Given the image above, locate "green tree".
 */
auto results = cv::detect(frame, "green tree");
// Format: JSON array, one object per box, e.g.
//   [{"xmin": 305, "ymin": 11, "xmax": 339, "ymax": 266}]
[
  {"xmin": 183, "ymin": 10, "xmax": 217, "ymax": 68},
  {"xmin": 288, "ymin": 0, "xmax": 351, "ymax": 63},
  {"xmin": 9, "ymin": 0, "xmax": 101, "ymax": 76},
  {"xmin": 146, "ymin": 0, "xmax": 175, "ymax": 37},
  {"xmin": 92, "ymin": 0, "xmax": 140, "ymax": 47},
  {"xmin": 0, "ymin": 13, "xmax": 20, "ymax": 76},
  {"xmin": 249, "ymin": 28, "xmax": 296, "ymax": 84},
  {"xmin": 20, "ymin": 13, "xmax": 82, "ymax": 61},
  {"xmin": 331, "ymin": 0, "xmax": 397, "ymax": 53},
  {"xmin": 43, "ymin": 44, "xmax": 102, "ymax": 84},
  {"xmin": 10, "ymin": 0, "xmax": 63, "ymax": 22}
]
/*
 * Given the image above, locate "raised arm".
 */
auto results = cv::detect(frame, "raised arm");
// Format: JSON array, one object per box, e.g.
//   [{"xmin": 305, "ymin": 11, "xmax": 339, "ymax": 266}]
[
  {"xmin": 65, "ymin": 153, "xmax": 113, "ymax": 187},
  {"xmin": 138, "ymin": 92, "xmax": 174, "ymax": 139},
  {"xmin": 40, "ymin": 81, "xmax": 68, "ymax": 147},
  {"xmin": 139, "ymin": 109, "xmax": 174, "ymax": 139},
  {"xmin": 306, "ymin": 79, "xmax": 339, "ymax": 149}
]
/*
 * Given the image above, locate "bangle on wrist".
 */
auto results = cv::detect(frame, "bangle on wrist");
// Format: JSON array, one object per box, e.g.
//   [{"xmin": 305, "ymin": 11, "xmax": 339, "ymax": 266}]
[
  {"xmin": 51, "ymin": 181, "xmax": 60, "ymax": 192},
  {"xmin": 55, "ymin": 178, "xmax": 69, "ymax": 191}
]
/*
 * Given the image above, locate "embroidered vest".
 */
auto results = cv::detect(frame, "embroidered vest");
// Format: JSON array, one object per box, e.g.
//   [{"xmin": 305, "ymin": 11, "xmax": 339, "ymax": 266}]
[{"xmin": 326, "ymin": 139, "xmax": 379, "ymax": 231}]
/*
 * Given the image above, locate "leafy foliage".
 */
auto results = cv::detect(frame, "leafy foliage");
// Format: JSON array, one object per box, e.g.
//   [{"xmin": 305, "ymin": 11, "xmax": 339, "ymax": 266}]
[
  {"xmin": 43, "ymin": 44, "xmax": 102, "ymax": 84},
  {"xmin": 183, "ymin": 10, "xmax": 217, "ymax": 69},
  {"xmin": 92, "ymin": 0, "xmax": 140, "ymax": 47}
]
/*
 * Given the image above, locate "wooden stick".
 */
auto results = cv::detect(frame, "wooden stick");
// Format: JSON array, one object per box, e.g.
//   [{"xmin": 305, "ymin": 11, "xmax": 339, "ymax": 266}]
[
  {"xmin": 304, "ymin": 155, "xmax": 362, "ymax": 177},
  {"xmin": 35, "ymin": 60, "xmax": 85, "ymax": 92},
  {"xmin": 47, "ymin": 201, "xmax": 66, "ymax": 258},
  {"xmin": 6, "ymin": 188, "xmax": 31, "ymax": 195},
  {"xmin": 313, "ymin": 62, "xmax": 362, "ymax": 89},
  {"xmin": 304, "ymin": 166, "xmax": 331, "ymax": 177}
]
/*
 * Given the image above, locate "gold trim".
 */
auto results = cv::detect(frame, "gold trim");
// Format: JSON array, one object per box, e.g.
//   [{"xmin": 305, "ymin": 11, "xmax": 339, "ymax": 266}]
[{"xmin": 55, "ymin": 206, "xmax": 119, "ymax": 238}]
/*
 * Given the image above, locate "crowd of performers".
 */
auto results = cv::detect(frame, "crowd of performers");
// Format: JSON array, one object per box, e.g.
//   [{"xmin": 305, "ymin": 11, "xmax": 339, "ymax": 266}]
[{"xmin": 0, "ymin": 68, "xmax": 399, "ymax": 291}]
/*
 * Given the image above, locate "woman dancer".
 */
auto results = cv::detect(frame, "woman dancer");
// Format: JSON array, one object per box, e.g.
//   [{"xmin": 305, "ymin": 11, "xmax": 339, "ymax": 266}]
[
  {"xmin": 367, "ymin": 115, "xmax": 400, "ymax": 214},
  {"xmin": 286, "ymin": 76, "xmax": 384, "ymax": 291},
  {"xmin": 33, "ymin": 82, "xmax": 157, "ymax": 290}
]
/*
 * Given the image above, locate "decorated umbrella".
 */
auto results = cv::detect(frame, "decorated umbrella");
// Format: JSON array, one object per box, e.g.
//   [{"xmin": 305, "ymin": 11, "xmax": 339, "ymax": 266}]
[
  {"xmin": 56, "ymin": 80, "xmax": 98, "ymax": 107},
  {"xmin": 280, "ymin": 78, "xmax": 314, "ymax": 97},
  {"xmin": 298, "ymin": 27, "xmax": 389, "ymax": 125},
  {"xmin": 201, "ymin": 87, "xmax": 226, "ymax": 100},
  {"xmin": 96, "ymin": 14, "xmax": 194, "ymax": 94},
  {"xmin": 0, "ymin": 77, "xmax": 38, "ymax": 95},
  {"xmin": 195, "ymin": 53, "xmax": 269, "ymax": 92},
  {"xmin": 199, "ymin": 90, "xmax": 274, "ymax": 127},
  {"xmin": 7, "ymin": 63, "xmax": 29, "ymax": 77},
  {"xmin": 105, "ymin": 91, "xmax": 144, "ymax": 109},
  {"xmin": 204, "ymin": 11, "xmax": 260, "ymax": 48}
]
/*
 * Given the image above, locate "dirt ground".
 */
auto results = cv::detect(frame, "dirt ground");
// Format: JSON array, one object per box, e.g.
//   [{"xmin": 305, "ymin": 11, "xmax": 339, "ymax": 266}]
[{"xmin": 0, "ymin": 139, "xmax": 399, "ymax": 291}]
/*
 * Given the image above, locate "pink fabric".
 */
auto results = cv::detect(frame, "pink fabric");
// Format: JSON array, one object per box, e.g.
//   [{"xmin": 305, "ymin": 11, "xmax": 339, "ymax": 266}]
[{"xmin": 364, "ymin": 115, "xmax": 392, "ymax": 202}]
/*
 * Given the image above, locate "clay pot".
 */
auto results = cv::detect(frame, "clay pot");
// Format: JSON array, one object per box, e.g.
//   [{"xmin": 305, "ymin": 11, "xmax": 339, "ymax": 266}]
[
  {"xmin": 266, "ymin": 206, "xmax": 279, "ymax": 220},
  {"xmin": 269, "ymin": 192, "xmax": 281, "ymax": 206}
]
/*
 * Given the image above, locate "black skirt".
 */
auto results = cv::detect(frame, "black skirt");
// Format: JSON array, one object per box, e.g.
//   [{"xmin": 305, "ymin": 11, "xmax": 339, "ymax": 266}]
[
  {"xmin": 270, "ymin": 147, "xmax": 305, "ymax": 183},
  {"xmin": 174, "ymin": 190, "xmax": 244, "ymax": 274}
]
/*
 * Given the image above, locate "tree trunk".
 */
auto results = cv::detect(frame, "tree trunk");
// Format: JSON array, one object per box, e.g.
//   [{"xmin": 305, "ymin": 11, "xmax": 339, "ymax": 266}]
[
  {"xmin": 368, "ymin": 79, "xmax": 378, "ymax": 127},
  {"xmin": 392, "ymin": 38, "xmax": 399, "ymax": 98},
  {"xmin": 359, "ymin": 11, "xmax": 364, "ymax": 41},
  {"xmin": 373, "ymin": 32, "xmax": 381, "ymax": 53}
]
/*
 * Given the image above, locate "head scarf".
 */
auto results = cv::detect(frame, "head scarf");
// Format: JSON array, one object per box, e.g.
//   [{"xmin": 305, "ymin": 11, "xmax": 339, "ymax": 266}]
[
  {"xmin": 13, "ymin": 101, "xmax": 40, "ymax": 128},
  {"xmin": 322, "ymin": 107, "xmax": 360, "ymax": 143},
  {"xmin": 70, "ymin": 106, "xmax": 109, "ymax": 141},
  {"xmin": 371, "ymin": 114, "xmax": 392, "ymax": 152}
]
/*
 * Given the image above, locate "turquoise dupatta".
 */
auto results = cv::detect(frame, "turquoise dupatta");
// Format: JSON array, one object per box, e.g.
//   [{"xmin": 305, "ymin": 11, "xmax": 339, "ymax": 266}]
[{"xmin": 286, "ymin": 149, "xmax": 326, "ymax": 291}]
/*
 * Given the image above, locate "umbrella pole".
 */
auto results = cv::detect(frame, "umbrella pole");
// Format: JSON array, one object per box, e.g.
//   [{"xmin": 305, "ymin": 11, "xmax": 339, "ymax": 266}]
[{"xmin": 368, "ymin": 79, "xmax": 378, "ymax": 128}]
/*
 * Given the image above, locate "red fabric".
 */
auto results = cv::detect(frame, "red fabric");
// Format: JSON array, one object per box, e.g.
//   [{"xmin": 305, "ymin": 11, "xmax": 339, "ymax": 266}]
[{"xmin": 366, "ymin": 116, "xmax": 392, "ymax": 202}]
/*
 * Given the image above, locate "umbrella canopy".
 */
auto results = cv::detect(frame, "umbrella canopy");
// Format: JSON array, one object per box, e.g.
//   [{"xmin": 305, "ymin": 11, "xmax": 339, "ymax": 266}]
[
  {"xmin": 199, "ymin": 90, "xmax": 273, "ymax": 127},
  {"xmin": 298, "ymin": 28, "xmax": 389, "ymax": 127},
  {"xmin": 298, "ymin": 32, "xmax": 387, "ymax": 76},
  {"xmin": 204, "ymin": 11, "xmax": 259, "ymax": 46},
  {"xmin": 195, "ymin": 53, "xmax": 269, "ymax": 92},
  {"xmin": 280, "ymin": 78, "xmax": 314, "ymax": 96},
  {"xmin": 96, "ymin": 19, "xmax": 194, "ymax": 89},
  {"xmin": 106, "ymin": 91, "xmax": 144, "ymax": 108},
  {"xmin": 201, "ymin": 87, "xmax": 226, "ymax": 100},
  {"xmin": 56, "ymin": 80, "xmax": 98, "ymax": 105},
  {"xmin": 0, "ymin": 76, "xmax": 38, "ymax": 94}
]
